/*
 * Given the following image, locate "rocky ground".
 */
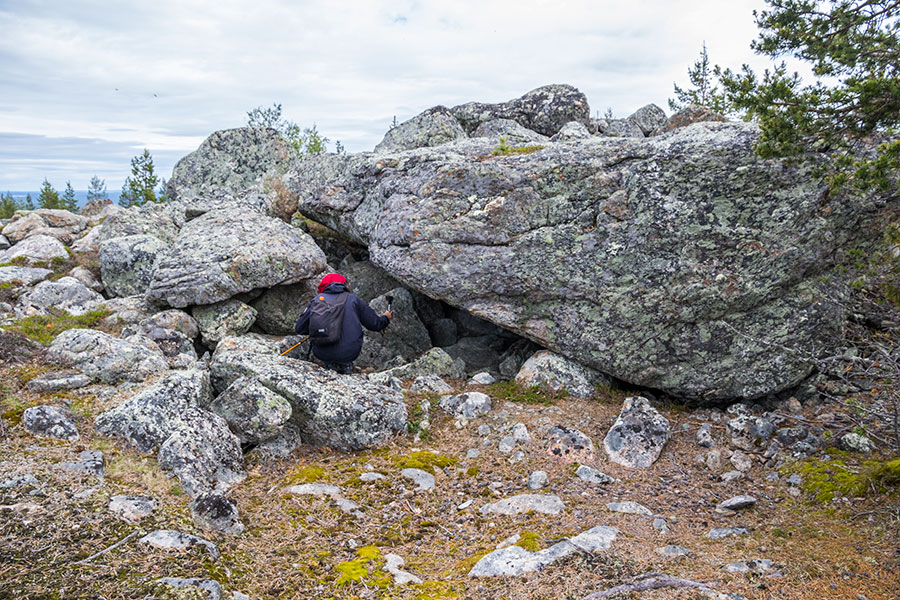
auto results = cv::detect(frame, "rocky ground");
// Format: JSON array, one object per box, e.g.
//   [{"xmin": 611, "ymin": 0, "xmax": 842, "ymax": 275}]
[{"xmin": 2, "ymin": 357, "xmax": 898, "ymax": 599}]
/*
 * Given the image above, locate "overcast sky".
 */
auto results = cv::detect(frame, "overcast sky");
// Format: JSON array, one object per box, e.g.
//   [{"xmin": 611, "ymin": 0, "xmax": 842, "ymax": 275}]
[{"xmin": 0, "ymin": 0, "xmax": 780, "ymax": 193}]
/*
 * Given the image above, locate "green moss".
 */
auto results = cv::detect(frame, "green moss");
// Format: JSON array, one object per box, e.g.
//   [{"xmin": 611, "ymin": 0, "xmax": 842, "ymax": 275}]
[
  {"xmin": 408, "ymin": 581, "xmax": 461, "ymax": 600},
  {"xmin": 285, "ymin": 465, "xmax": 326, "ymax": 485},
  {"xmin": 466, "ymin": 467, "xmax": 479, "ymax": 477},
  {"xmin": 392, "ymin": 451, "xmax": 458, "ymax": 473},
  {"xmin": 515, "ymin": 531, "xmax": 542, "ymax": 552},
  {"xmin": 790, "ymin": 455, "xmax": 900, "ymax": 503},
  {"xmin": 3, "ymin": 308, "xmax": 111, "ymax": 345},
  {"xmin": 334, "ymin": 545, "xmax": 390, "ymax": 588},
  {"xmin": 486, "ymin": 381, "xmax": 558, "ymax": 405},
  {"xmin": 491, "ymin": 137, "xmax": 546, "ymax": 156}
]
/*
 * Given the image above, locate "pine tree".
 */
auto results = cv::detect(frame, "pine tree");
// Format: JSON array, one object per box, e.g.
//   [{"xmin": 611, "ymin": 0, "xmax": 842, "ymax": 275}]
[
  {"xmin": 23, "ymin": 194, "xmax": 34, "ymax": 211},
  {"xmin": 38, "ymin": 179, "xmax": 61, "ymax": 209},
  {"xmin": 0, "ymin": 192, "xmax": 19, "ymax": 219},
  {"xmin": 720, "ymin": 0, "xmax": 900, "ymax": 191},
  {"xmin": 669, "ymin": 42, "xmax": 731, "ymax": 114},
  {"xmin": 246, "ymin": 104, "xmax": 330, "ymax": 155},
  {"xmin": 61, "ymin": 181, "xmax": 78, "ymax": 212},
  {"xmin": 119, "ymin": 149, "xmax": 161, "ymax": 207},
  {"xmin": 86, "ymin": 175, "xmax": 108, "ymax": 202}
]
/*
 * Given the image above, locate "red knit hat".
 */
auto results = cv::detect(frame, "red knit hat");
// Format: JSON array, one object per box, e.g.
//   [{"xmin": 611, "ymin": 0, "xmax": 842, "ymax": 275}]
[{"xmin": 317, "ymin": 273, "xmax": 346, "ymax": 293}]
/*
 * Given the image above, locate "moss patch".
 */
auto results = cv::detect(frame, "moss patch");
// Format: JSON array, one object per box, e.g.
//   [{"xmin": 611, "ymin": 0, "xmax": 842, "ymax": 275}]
[
  {"xmin": 392, "ymin": 450, "xmax": 458, "ymax": 473},
  {"xmin": 3, "ymin": 309, "xmax": 111, "ymax": 345},
  {"xmin": 285, "ymin": 465, "xmax": 326, "ymax": 485},
  {"xmin": 486, "ymin": 381, "xmax": 560, "ymax": 405},
  {"xmin": 491, "ymin": 137, "xmax": 546, "ymax": 156},
  {"xmin": 790, "ymin": 453, "xmax": 900, "ymax": 503},
  {"xmin": 334, "ymin": 545, "xmax": 390, "ymax": 588}
]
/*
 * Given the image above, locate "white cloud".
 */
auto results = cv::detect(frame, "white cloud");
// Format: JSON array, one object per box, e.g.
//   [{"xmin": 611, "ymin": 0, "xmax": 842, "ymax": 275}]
[{"xmin": 0, "ymin": 0, "xmax": 787, "ymax": 190}]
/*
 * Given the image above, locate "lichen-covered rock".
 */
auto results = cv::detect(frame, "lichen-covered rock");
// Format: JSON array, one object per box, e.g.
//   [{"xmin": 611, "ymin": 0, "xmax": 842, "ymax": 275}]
[
  {"xmin": 167, "ymin": 127, "xmax": 296, "ymax": 215},
  {"xmin": 340, "ymin": 259, "xmax": 400, "ymax": 302},
  {"xmin": 193, "ymin": 299, "xmax": 258, "ymax": 347},
  {"xmin": 15, "ymin": 276, "xmax": 104, "ymax": 318},
  {"xmin": 109, "ymin": 495, "xmax": 157, "ymax": 522},
  {"xmin": 367, "ymin": 347, "xmax": 466, "ymax": 384},
  {"xmin": 653, "ymin": 104, "xmax": 727, "ymax": 135},
  {"xmin": 0, "ymin": 234, "xmax": 68, "ymax": 265},
  {"xmin": 451, "ymin": 84, "xmax": 590, "ymax": 136},
  {"xmin": 147, "ymin": 207, "xmax": 326, "ymax": 307},
  {"xmin": 157, "ymin": 413, "xmax": 244, "ymax": 497},
  {"xmin": 356, "ymin": 288, "xmax": 432, "ymax": 370},
  {"xmin": 23, "ymin": 405, "xmax": 79, "ymax": 442},
  {"xmin": 472, "ymin": 118, "xmax": 549, "ymax": 144},
  {"xmin": 2, "ymin": 209, "xmax": 88, "ymax": 243},
  {"xmin": 375, "ymin": 106, "xmax": 468, "ymax": 153},
  {"xmin": 439, "ymin": 392, "xmax": 491, "ymax": 419},
  {"xmin": 208, "ymin": 376, "xmax": 292, "ymax": 444},
  {"xmin": 26, "ymin": 371, "xmax": 91, "ymax": 393},
  {"xmin": 141, "ymin": 309, "xmax": 200, "ymax": 340},
  {"xmin": 515, "ymin": 350, "xmax": 605, "ymax": 399},
  {"xmin": 190, "ymin": 493, "xmax": 244, "ymax": 535},
  {"xmin": 603, "ymin": 396, "xmax": 670, "ymax": 468},
  {"xmin": 95, "ymin": 369, "xmax": 213, "ymax": 452},
  {"xmin": 546, "ymin": 425, "xmax": 594, "ymax": 462},
  {"xmin": 48, "ymin": 329, "xmax": 168, "ymax": 384},
  {"xmin": 95, "ymin": 202, "xmax": 180, "ymax": 244},
  {"xmin": 409, "ymin": 375, "xmax": 452, "ymax": 394},
  {"xmin": 0, "ymin": 266, "xmax": 52, "ymax": 286},
  {"xmin": 209, "ymin": 348, "xmax": 407, "ymax": 451},
  {"xmin": 627, "ymin": 103, "xmax": 668, "ymax": 135},
  {"xmin": 480, "ymin": 494, "xmax": 565, "ymax": 516},
  {"xmin": 250, "ymin": 279, "xmax": 319, "ymax": 335},
  {"xmin": 96, "ymin": 295, "xmax": 158, "ymax": 328},
  {"xmin": 140, "ymin": 326, "xmax": 198, "ymax": 368},
  {"xmin": 593, "ymin": 117, "xmax": 645, "ymax": 138},
  {"xmin": 58, "ymin": 449, "xmax": 105, "ymax": 479},
  {"xmin": 99, "ymin": 234, "xmax": 168, "ymax": 297},
  {"xmin": 152, "ymin": 578, "xmax": 222, "ymax": 600},
  {"xmin": 68, "ymin": 266, "xmax": 103, "ymax": 292},
  {"xmin": 289, "ymin": 120, "xmax": 881, "ymax": 400},
  {"xmin": 550, "ymin": 121, "xmax": 590, "ymax": 141}
]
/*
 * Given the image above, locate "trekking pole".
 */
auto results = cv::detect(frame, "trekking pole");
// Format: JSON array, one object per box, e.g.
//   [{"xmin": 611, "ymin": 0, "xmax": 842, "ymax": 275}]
[
  {"xmin": 386, "ymin": 295, "xmax": 394, "ymax": 313},
  {"xmin": 280, "ymin": 337, "xmax": 309, "ymax": 356}
]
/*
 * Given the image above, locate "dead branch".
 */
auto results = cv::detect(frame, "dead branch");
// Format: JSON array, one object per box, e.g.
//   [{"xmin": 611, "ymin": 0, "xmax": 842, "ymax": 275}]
[
  {"xmin": 73, "ymin": 530, "xmax": 140, "ymax": 565},
  {"xmin": 580, "ymin": 572, "xmax": 718, "ymax": 599}
]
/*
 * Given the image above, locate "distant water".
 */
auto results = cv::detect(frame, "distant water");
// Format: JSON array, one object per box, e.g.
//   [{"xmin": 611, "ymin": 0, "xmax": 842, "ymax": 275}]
[{"xmin": 5, "ymin": 190, "xmax": 100, "ymax": 210}]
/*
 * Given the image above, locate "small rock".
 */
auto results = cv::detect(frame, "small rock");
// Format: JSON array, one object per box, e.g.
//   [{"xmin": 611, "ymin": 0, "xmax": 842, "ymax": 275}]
[
  {"xmin": 58, "ymin": 450, "xmax": 104, "ymax": 479},
  {"xmin": 840, "ymin": 432, "xmax": 874, "ymax": 454},
  {"xmin": 708, "ymin": 527, "xmax": 751, "ymax": 539},
  {"xmin": 140, "ymin": 530, "xmax": 218, "ymax": 559},
  {"xmin": 385, "ymin": 553, "xmax": 423, "ymax": 585},
  {"xmin": 653, "ymin": 518, "xmax": 670, "ymax": 534},
  {"xmin": 656, "ymin": 545, "xmax": 693, "ymax": 557},
  {"xmin": 26, "ymin": 372, "xmax": 91, "ymax": 393},
  {"xmin": 154, "ymin": 578, "xmax": 222, "ymax": 600},
  {"xmin": 606, "ymin": 501, "xmax": 652, "ymax": 516},
  {"xmin": 360, "ymin": 472, "xmax": 385, "ymax": 482},
  {"xmin": 717, "ymin": 495, "xmax": 757, "ymax": 512},
  {"xmin": 575, "ymin": 464, "xmax": 615, "ymax": 485},
  {"xmin": 480, "ymin": 494, "xmax": 565, "ymax": 516},
  {"xmin": 508, "ymin": 450, "xmax": 525, "ymax": 463},
  {"xmin": 440, "ymin": 392, "xmax": 492, "ymax": 419},
  {"xmin": 284, "ymin": 484, "xmax": 361, "ymax": 516},
  {"xmin": 527, "ymin": 471, "xmax": 548, "ymax": 490},
  {"xmin": 468, "ymin": 372, "xmax": 497, "ymax": 385},
  {"xmin": 410, "ymin": 375, "xmax": 453, "ymax": 394},
  {"xmin": 23, "ymin": 405, "xmax": 79, "ymax": 442},
  {"xmin": 512, "ymin": 423, "xmax": 531, "ymax": 443},
  {"xmin": 546, "ymin": 425, "xmax": 594, "ymax": 462},
  {"xmin": 401, "ymin": 468, "xmax": 436, "ymax": 492},
  {"xmin": 730, "ymin": 450, "xmax": 753, "ymax": 473},
  {"xmin": 190, "ymin": 494, "xmax": 244, "ymax": 535},
  {"xmin": 720, "ymin": 470, "xmax": 744, "ymax": 483},
  {"xmin": 498, "ymin": 436, "xmax": 516, "ymax": 454},
  {"xmin": 569, "ymin": 525, "xmax": 618, "ymax": 552},
  {"xmin": 109, "ymin": 495, "xmax": 157, "ymax": 522},
  {"xmin": 0, "ymin": 474, "xmax": 40, "ymax": 489},
  {"xmin": 603, "ymin": 396, "xmax": 670, "ymax": 468},
  {"xmin": 786, "ymin": 473, "xmax": 803, "ymax": 486},
  {"xmin": 477, "ymin": 424, "xmax": 491, "ymax": 436},
  {"xmin": 722, "ymin": 558, "xmax": 775, "ymax": 574},
  {"xmin": 697, "ymin": 423, "xmax": 715, "ymax": 448},
  {"xmin": 706, "ymin": 449, "xmax": 722, "ymax": 472},
  {"xmin": 466, "ymin": 449, "xmax": 481, "ymax": 459}
]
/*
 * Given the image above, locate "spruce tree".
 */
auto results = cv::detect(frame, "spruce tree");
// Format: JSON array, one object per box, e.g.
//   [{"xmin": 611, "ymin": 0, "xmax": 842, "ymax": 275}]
[
  {"xmin": 61, "ymin": 181, "xmax": 78, "ymax": 212},
  {"xmin": 119, "ymin": 149, "xmax": 160, "ymax": 207},
  {"xmin": 669, "ymin": 42, "xmax": 731, "ymax": 114},
  {"xmin": 86, "ymin": 175, "xmax": 108, "ymax": 202},
  {"xmin": 38, "ymin": 179, "xmax": 60, "ymax": 209}
]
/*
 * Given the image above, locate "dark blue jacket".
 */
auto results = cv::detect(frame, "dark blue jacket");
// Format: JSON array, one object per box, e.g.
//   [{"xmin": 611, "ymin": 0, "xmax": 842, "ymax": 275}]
[{"xmin": 294, "ymin": 282, "xmax": 389, "ymax": 363}]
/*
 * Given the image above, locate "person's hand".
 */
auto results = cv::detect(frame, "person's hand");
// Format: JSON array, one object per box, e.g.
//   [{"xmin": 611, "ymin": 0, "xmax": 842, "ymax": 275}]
[{"xmin": 384, "ymin": 310, "xmax": 394, "ymax": 320}]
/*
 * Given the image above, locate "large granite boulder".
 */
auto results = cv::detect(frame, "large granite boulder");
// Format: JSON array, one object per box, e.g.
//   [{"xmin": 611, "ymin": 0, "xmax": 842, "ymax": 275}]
[
  {"xmin": 356, "ymin": 288, "xmax": 432, "ymax": 370},
  {"xmin": 472, "ymin": 119, "xmax": 549, "ymax": 144},
  {"xmin": 208, "ymin": 376, "xmax": 292, "ymax": 444},
  {"xmin": 95, "ymin": 203, "xmax": 180, "ymax": 244},
  {"xmin": 287, "ymin": 120, "xmax": 883, "ymax": 400},
  {"xmin": 48, "ymin": 329, "xmax": 169, "ymax": 384},
  {"xmin": 15, "ymin": 277, "xmax": 103, "ymax": 317},
  {"xmin": 192, "ymin": 299, "xmax": 258, "ymax": 347},
  {"xmin": 2, "ymin": 209, "xmax": 88, "ymax": 244},
  {"xmin": 603, "ymin": 396, "xmax": 670, "ymax": 468},
  {"xmin": 167, "ymin": 127, "xmax": 297, "ymax": 219},
  {"xmin": 99, "ymin": 234, "xmax": 168, "ymax": 297},
  {"xmin": 250, "ymin": 278, "xmax": 320, "ymax": 335},
  {"xmin": 627, "ymin": 104, "xmax": 668, "ymax": 136},
  {"xmin": 451, "ymin": 84, "xmax": 590, "ymax": 137},
  {"xmin": 0, "ymin": 234, "xmax": 68, "ymax": 265},
  {"xmin": 146, "ymin": 206, "xmax": 327, "ymax": 307},
  {"xmin": 209, "ymin": 345, "xmax": 407, "ymax": 450},
  {"xmin": 515, "ymin": 350, "xmax": 605, "ymax": 399},
  {"xmin": 375, "ymin": 106, "xmax": 468, "ymax": 153}
]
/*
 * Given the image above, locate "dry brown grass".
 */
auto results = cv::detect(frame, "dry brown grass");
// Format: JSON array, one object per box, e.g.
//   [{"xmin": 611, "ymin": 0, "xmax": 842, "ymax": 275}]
[{"xmin": 1, "ymin": 365, "xmax": 898, "ymax": 600}]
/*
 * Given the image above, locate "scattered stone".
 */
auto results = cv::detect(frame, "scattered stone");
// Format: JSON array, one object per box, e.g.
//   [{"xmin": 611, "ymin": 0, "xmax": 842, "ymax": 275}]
[
  {"xmin": 527, "ymin": 471, "xmax": 548, "ymax": 490},
  {"xmin": 22, "ymin": 405, "xmax": 79, "ymax": 442},
  {"xmin": 508, "ymin": 450, "xmax": 525, "ymax": 463},
  {"xmin": 190, "ymin": 494, "xmax": 245, "ymax": 535},
  {"xmin": 401, "ymin": 468, "xmax": 436, "ymax": 492},
  {"xmin": 697, "ymin": 423, "xmax": 715, "ymax": 448},
  {"xmin": 466, "ymin": 449, "xmax": 481, "ymax": 459},
  {"xmin": 728, "ymin": 414, "xmax": 775, "ymax": 451},
  {"xmin": 439, "ymin": 392, "xmax": 492, "ymax": 419},
  {"xmin": 706, "ymin": 449, "xmax": 723, "ymax": 472},
  {"xmin": 384, "ymin": 553, "xmax": 423, "ymax": 585},
  {"xmin": 603, "ymin": 396, "xmax": 670, "ymax": 468},
  {"xmin": 360, "ymin": 472, "xmax": 384, "ymax": 482},
  {"xmin": 284, "ymin": 484, "xmax": 361, "ymax": 516},
  {"xmin": 58, "ymin": 450, "xmax": 104, "ymax": 479},
  {"xmin": 480, "ymin": 494, "xmax": 565, "ymax": 516},
  {"xmin": 722, "ymin": 559, "xmax": 776, "ymax": 574},
  {"xmin": 656, "ymin": 545, "xmax": 694, "ymax": 557},
  {"xmin": 477, "ymin": 424, "xmax": 491, "ymax": 436},
  {"xmin": 708, "ymin": 527, "xmax": 751, "ymax": 539},
  {"xmin": 410, "ymin": 375, "xmax": 452, "ymax": 395},
  {"xmin": 653, "ymin": 518, "xmax": 670, "ymax": 534},
  {"xmin": 109, "ymin": 495, "xmax": 157, "ymax": 522},
  {"xmin": 840, "ymin": 432, "xmax": 874, "ymax": 454},
  {"xmin": 606, "ymin": 501, "xmax": 652, "ymax": 516},
  {"xmin": 720, "ymin": 470, "xmax": 744, "ymax": 483},
  {"xmin": 576, "ymin": 464, "xmax": 615, "ymax": 485},
  {"xmin": 498, "ymin": 436, "xmax": 516, "ymax": 454},
  {"xmin": 546, "ymin": 425, "xmax": 594, "ymax": 462},
  {"xmin": 786, "ymin": 474, "xmax": 803, "ymax": 486},
  {"xmin": 0, "ymin": 266, "xmax": 52, "ymax": 286},
  {"xmin": 26, "ymin": 371, "xmax": 91, "ymax": 393},
  {"xmin": 730, "ymin": 450, "xmax": 753, "ymax": 473},
  {"xmin": 140, "ymin": 530, "xmax": 219, "ymax": 559},
  {"xmin": 515, "ymin": 350, "xmax": 604, "ymax": 399},
  {"xmin": 468, "ymin": 372, "xmax": 496, "ymax": 385},
  {"xmin": 0, "ymin": 474, "xmax": 40, "ymax": 489},
  {"xmin": 569, "ymin": 525, "xmax": 618, "ymax": 552},
  {"xmin": 153, "ymin": 577, "xmax": 222, "ymax": 600},
  {"xmin": 717, "ymin": 495, "xmax": 757, "ymax": 512},
  {"xmin": 512, "ymin": 423, "xmax": 531, "ymax": 444}
]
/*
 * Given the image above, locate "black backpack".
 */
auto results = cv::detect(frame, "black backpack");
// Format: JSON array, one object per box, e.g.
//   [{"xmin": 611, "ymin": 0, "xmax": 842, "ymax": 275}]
[{"xmin": 308, "ymin": 292, "xmax": 349, "ymax": 346}]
